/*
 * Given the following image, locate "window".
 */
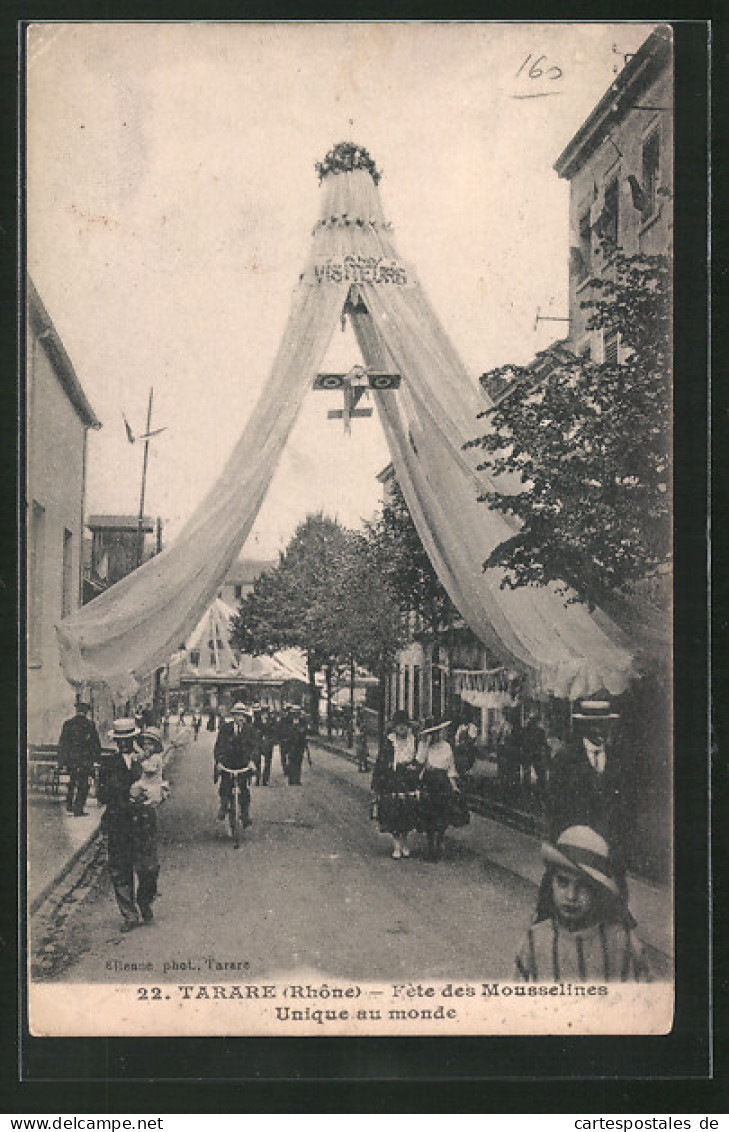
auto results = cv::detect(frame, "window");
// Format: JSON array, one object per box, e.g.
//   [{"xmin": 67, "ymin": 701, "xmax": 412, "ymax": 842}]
[
  {"xmin": 403, "ymin": 667, "xmax": 410, "ymax": 716},
  {"xmin": 642, "ymin": 129, "xmax": 660, "ymax": 218},
  {"xmin": 234, "ymin": 584, "xmax": 242, "ymax": 600},
  {"xmin": 395, "ymin": 664, "xmax": 401, "ymax": 711},
  {"xmin": 573, "ymin": 208, "xmax": 591, "ymax": 282},
  {"xmin": 600, "ymin": 178, "xmax": 619, "ymax": 248},
  {"xmin": 61, "ymin": 528, "xmax": 73, "ymax": 618},
  {"xmin": 412, "ymin": 665, "xmax": 421, "ymax": 721},
  {"xmin": 190, "ymin": 650, "xmax": 200, "ymax": 667},
  {"xmin": 29, "ymin": 501, "xmax": 46, "ymax": 663}
]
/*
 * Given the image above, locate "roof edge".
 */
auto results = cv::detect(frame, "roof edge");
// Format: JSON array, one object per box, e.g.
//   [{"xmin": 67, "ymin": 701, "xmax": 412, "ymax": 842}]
[
  {"xmin": 27, "ymin": 276, "xmax": 102, "ymax": 430},
  {"xmin": 554, "ymin": 26, "xmax": 673, "ymax": 181}
]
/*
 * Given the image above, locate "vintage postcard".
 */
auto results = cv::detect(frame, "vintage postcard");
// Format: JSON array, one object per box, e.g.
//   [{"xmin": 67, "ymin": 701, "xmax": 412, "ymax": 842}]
[{"xmin": 25, "ymin": 21, "xmax": 677, "ymax": 1039}]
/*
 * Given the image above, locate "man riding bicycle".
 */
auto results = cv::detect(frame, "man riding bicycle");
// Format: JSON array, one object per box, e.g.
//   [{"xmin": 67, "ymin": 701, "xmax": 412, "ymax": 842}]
[{"xmin": 214, "ymin": 703, "xmax": 258, "ymax": 827}]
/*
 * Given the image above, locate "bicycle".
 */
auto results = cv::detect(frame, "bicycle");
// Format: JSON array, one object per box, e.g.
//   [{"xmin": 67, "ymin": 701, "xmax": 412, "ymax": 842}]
[{"xmin": 216, "ymin": 763, "xmax": 253, "ymax": 848}]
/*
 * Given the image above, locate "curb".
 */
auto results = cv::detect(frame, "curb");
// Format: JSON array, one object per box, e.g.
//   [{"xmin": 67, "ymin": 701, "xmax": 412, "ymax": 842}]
[{"xmin": 30, "ymin": 818, "xmax": 104, "ymax": 916}]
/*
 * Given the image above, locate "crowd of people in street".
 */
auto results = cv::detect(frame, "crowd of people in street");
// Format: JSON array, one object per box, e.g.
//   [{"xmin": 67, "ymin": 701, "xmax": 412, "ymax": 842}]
[
  {"xmin": 53, "ymin": 685, "xmax": 653, "ymax": 981},
  {"xmin": 369, "ymin": 693, "xmax": 652, "ymax": 981}
]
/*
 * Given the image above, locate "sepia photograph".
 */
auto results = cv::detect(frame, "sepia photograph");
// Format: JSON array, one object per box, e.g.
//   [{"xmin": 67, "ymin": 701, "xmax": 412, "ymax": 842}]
[{"xmin": 24, "ymin": 20, "xmax": 677, "ymax": 1039}]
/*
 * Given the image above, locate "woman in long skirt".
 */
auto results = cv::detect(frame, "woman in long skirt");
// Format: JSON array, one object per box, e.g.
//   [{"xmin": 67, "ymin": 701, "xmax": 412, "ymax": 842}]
[
  {"xmin": 417, "ymin": 718, "xmax": 462, "ymax": 860},
  {"xmin": 371, "ymin": 710, "xmax": 421, "ymax": 859}
]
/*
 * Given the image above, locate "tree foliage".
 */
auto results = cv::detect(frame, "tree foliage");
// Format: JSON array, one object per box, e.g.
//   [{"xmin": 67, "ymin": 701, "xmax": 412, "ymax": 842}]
[
  {"xmin": 230, "ymin": 512, "xmax": 407, "ymax": 730},
  {"xmin": 468, "ymin": 250, "xmax": 671, "ymax": 611},
  {"xmin": 365, "ymin": 478, "xmax": 454, "ymax": 635}
]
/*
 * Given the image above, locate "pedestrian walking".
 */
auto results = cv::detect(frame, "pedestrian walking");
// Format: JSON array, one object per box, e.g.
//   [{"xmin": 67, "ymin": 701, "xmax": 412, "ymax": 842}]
[
  {"xmin": 519, "ymin": 710, "xmax": 550, "ymax": 802},
  {"xmin": 57, "ymin": 700, "xmax": 101, "ymax": 817},
  {"xmin": 278, "ymin": 706, "xmax": 295, "ymax": 777},
  {"xmin": 255, "ymin": 708, "xmax": 275, "ymax": 786},
  {"xmin": 214, "ymin": 703, "xmax": 257, "ymax": 827},
  {"xmin": 286, "ymin": 709, "xmax": 311, "ymax": 785},
  {"xmin": 514, "ymin": 825, "xmax": 651, "ymax": 983},
  {"xmin": 192, "ymin": 713, "xmax": 201, "ymax": 741},
  {"xmin": 454, "ymin": 719, "xmax": 478, "ymax": 782},
  {"xmin": 98, "ymin": 718, "xmax": 160, "ymax": 932},
  {"xmin": 495, "ymin": 717, "xmax": 520, "ymax": 803},
  {"xmin": 354, "ymin": 709, "xmax": 369, "ymax": 773},
  {"xmin": 371, "ymin": 710, "xmax": 421, "ymax": 860},
  {"xmin": 417, "ymin": 717, "xmax": 468, "ymax": 861}
]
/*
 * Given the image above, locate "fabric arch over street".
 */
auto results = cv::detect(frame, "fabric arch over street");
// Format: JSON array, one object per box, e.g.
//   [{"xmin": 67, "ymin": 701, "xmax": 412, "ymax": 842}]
[{"xmin": 56, "ymin": 155, "xmax": 635, "ymax": 700}]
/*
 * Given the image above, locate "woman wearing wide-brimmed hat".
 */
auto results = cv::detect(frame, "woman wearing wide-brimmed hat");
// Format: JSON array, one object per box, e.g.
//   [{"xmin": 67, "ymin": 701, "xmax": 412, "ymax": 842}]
[
  {"xmin": 371, "ymin": 710, "xmax": 421, "ymax": 859},
  {"xmin": 417, "ymin": 718, "xmax": 467, "ymax": 860}
]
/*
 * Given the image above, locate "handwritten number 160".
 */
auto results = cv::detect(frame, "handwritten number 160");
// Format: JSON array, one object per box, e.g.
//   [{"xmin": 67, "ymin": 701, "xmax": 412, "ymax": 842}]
[{"xmin": 517, "ymin": 54, "xmax": 563, "ymax": 81}]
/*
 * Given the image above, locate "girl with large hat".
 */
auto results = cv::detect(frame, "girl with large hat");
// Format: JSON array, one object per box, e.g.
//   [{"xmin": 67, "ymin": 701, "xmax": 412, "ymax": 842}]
[
  {"xmin": 515, "ymin": 825, "xmax": 651, "ymax": 982},
  {"xmin": 371, "ymin": 710, "xmax": 421, "ymax": 859}
]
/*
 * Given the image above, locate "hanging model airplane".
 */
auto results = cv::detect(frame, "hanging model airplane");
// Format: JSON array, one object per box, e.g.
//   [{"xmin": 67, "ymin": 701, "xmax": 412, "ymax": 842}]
[{"xmin": 313, "ymin": 365, "xmax": 401, "ymax": 433}]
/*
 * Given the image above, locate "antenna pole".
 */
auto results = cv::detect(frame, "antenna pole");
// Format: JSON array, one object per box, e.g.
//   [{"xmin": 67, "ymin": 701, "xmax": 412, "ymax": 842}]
[{"xmin": 137, "ymin": 387, "xmax": 154, "ymax": 568}]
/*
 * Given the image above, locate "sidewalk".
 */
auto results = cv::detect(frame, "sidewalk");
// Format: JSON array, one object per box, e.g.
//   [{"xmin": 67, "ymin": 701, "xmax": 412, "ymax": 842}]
[
  {"xmin": 311, "ymin": 734, "xmax": 674, "ymax": 962},
  {"xmin": 27, "ymin": 729, "xmax": 188, "ymax": 914}
]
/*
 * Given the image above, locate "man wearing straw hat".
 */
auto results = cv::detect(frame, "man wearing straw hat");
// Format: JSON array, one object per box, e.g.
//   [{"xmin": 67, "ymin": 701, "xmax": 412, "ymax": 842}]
[
  {"xmin": 97, "ymin": 718, "xmax": 161, "ymax": 932},
  {"xmin": 546, "ymin": 694, "xmax": 628, "ymax": 881}
]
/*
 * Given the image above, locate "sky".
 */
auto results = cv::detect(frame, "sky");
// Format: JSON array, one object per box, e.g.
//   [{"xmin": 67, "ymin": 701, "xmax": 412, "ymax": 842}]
[{"xmin": 27, "ymin": 21, "xmax": 655, "ymax": 558}]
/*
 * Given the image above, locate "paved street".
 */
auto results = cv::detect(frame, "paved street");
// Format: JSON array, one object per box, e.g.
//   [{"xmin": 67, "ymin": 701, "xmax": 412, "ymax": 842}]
[{"xmin": 35, "ymin": 728, "xmax": 540, "ymax": 984}]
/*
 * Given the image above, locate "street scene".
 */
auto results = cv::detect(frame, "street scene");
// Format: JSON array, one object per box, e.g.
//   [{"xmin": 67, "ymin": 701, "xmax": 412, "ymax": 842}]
[
  {"xmin": 30, "ymin": 724, "xmax": 671, "ymax": 987},
  {"xmin": 26, "ymin": 23, "xmax": 674, "ymax": 1036}
]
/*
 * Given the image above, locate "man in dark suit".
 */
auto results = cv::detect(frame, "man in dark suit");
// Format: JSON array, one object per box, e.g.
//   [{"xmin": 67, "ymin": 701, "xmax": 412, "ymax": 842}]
[
  {"xmin": 214, "ymin": 703, "xmax": 257, "ymax": 824},
  {"xmin": 286, "ymin": 709, "xmax": 311, "ymax": 786},
  {"xmin": 255, "ymin": 709, "xmax": 275, "ymax": 786},
  {"xmin": 546, "ymin": 697, "xmax": 625, "ymax": 848},
  {"xmin": 58, "ymin": 700, "xmax": 101, "ymax": 816},
  {"xmin": 97, "ymin": 718, "xmax": 159, "ymax": 932}
]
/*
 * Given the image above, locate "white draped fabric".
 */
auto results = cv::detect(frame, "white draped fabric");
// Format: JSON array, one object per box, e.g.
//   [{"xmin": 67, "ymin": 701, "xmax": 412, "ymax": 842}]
[{"xmin": 57, "ymin": 166, "xmax": 634, "ymax": 699}]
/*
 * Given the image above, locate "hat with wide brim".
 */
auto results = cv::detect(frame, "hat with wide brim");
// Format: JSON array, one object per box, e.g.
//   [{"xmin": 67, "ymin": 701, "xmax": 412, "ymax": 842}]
[
  {"xmin": 109, "ymin": 717, "xmax": 141, "ymax": 740},
  {"xmin": 418, "ymin": 718, "xmax": 452, "ymax": 738},
  {"xmin": 572, "ymin": 698, "xmax": 620, "ymax": 721},
  {"xmin": 230, "ymin": 702, "xmax": 252, "ymax": 715},
  {"xmin": 75, "ymin": 701, "xmax": 91, "ymax": 712},
  {"xmin": 390, "ymin": 709, "xmax": 411, "ymax": 728},
  {"xmin": 541, "ymin": 825, "xmax": 619, "ymax": 898},
  {"xmin": 139, "ymin": 726, "xmax": 164, "ymax": 753}
]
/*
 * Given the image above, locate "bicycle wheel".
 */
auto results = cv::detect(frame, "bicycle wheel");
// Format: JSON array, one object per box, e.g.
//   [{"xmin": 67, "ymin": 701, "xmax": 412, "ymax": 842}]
[{"xmin": 229, "ymin": 787, "xmax": 240, "ymax": 848}]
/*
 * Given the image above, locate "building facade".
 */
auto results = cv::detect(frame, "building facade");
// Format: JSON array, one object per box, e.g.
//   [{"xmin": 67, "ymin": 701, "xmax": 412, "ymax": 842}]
[
  {"xmin": 217, "ymin": 557, "xmax": 276, "ymax": 609},
  {"xmin": 27, "ymin": 278, "xmax": 101, "ymax": 746},
  {"xmin": 555, "ymin": 25, "xmax": 673, "ymax": 357},
  {"xmin": 85, "ymin": 514, "xmax": 157, "ymax": 596}
]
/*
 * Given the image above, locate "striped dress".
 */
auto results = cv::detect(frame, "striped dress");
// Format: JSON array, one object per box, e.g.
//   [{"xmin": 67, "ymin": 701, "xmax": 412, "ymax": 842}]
[{"xmin": 515, "ymin": 918, "xmax": 652, "ymax": 983}]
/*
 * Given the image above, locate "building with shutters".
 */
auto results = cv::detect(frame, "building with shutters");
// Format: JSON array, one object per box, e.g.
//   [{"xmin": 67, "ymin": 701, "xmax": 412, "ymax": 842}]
[
  {"xmin": 553, "ymin": 24, "xmax": 673, "ymax": 360},
  {"xmin": 481, "ymin": 25, "xmax": 673, "ymax": 395}
]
